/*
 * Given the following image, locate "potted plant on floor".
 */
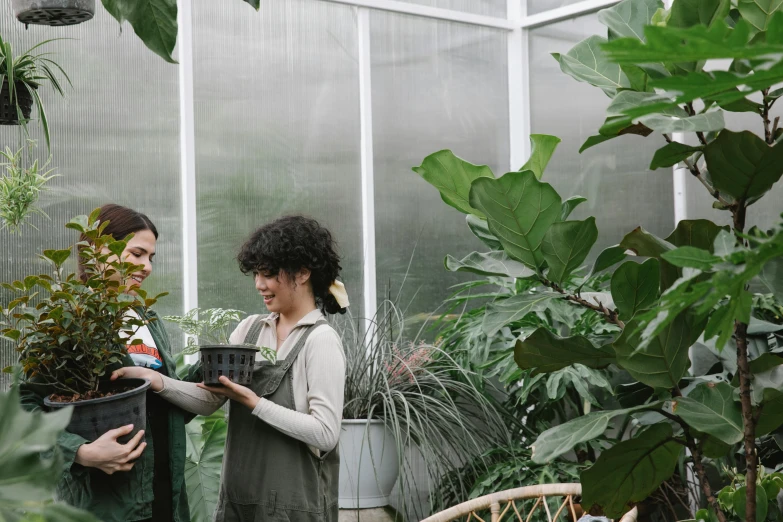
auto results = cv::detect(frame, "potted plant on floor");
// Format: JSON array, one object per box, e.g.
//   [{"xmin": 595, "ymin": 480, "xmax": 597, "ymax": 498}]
[
  {"xmin": 164, "ymin": 307, "xmax": 274, "ymax": 386},
  {"xmin": 0, "ymin": 34, "xmax": 70, "ymax": 150},
  {"xmin": 337, "ymin": 302, "xmax": 513, "ymax": 519},
  {"xmin": 1, "ymin": 209, "xmax": 165, "ymax": 442}
]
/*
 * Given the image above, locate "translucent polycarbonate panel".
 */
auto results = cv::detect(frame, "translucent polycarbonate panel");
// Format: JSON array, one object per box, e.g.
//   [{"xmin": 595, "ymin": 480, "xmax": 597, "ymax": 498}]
[
  {"xmin": 526, "ymin": 0, "xmax": 590, "ymax": 16},
  {"xmin": 684, "ymin": 109, "xmax": 783, "ymax": 232},
  {"xmin": 193, "ymin": 0, "xmax": 363, "ymax": 319},
  {"xmin": 0, "ymin": 6, "xmax": 182, "ymax": 388},
  {"xmin": 529, "ymin": 15, "xmax": 675, "ymax": 257},
  {"xmin": 398, "ymin": 0, "xmax": 506, "ymax": 17},
  {"xmin": 371, "ymin": 12, "xmax": 510, "ymax": 319}
]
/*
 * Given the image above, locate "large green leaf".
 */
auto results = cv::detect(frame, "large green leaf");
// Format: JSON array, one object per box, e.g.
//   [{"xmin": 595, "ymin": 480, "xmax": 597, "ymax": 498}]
[
  {"xmin": 531, "ymin": 403, "xmax": 662, "ymax": 463},
  {"xmin": 666, "ymin": 219, "xmax": 726, "ymax": 252},
  {"xmin": 556, "ymin": 36, "xmax": 630, "ymax": 96},
  {"xmin": 613, "ymin": 313, "xmax": 702, "ymax": 389},
  {"xmin": 560, "ymin": 196, "xmax": 587, "ymax": 221},
  {"xmin": 590, "ymin": 245, "xmax": 628, "ymax": 276},
  {"xmin": 514, "ymin": 328, "xmax": 616, "ymax": 375},
  {"xmin": 703, "ymin": 130, "xmax": 783, "ymax": 203},
  {"xmin": 598, "ymin": 0, "xmax": 664, "ymax": 41},
  {"xmin": 757, "ymin": 389, "xmax": 783, "ymax": 436},
  {"xmin": 669, "ymin": 0, "xmax": 731, "ymax": 28},
  {"xmin": 661, "ymin": 246, "xmax": 721, "ymax": 270},
  {"xmin": 581, "ymin": 424, "xmax": 682, "ymax": 518},
  {"xmin": 619, "ymin": 227, "xmax": 674, "ymax": 257},
  {"xmin": 101, "ymin": 0, "xmax": 178, "ymax": 63},
  {"xmin": 541, "ymin": 217, "xmax": 599, "ymax": 283},
  {"xmin": 466, "ymin": 214, "xmax": 503, "ymax": 250},
  {"xmin": 733, "ymin": 485, "xmax": 768, "ymax": 522},
  {"xmin": 649, "ymin": 142, "xmax": 703, "ymax": 170},
  {"xmin": 676, "ymin": 382, "xmax": 743, "ymax": 444},
  {"xmin": 413, "ymin": 150, "xmax": 494, "ymax": 216},
  {"xmin": 445, "ymin": 251, "xmax": 534, "ymax": 279},
  {"xmin": 469, "ymin": 171, "xmax": 562, "ymax": 270},
  {"xmin": 243, "ymin": 0, "xmax": 260, "ymax": 8},
  {"xmin": 519, "ymin": 134, "xmax": 561, "ymax": 179},
  {"xmin": 639, "ymin": 110, "xmax": 725, "ymax": 134},
  {"xmin": 759, "ymin": 256, "xmax": 783, "ymax": 301},
  {"xmin": 611, "ymin": 259, "xmax": 660, "ymax": 321},
  {"xmin": 738, "ymin": 0, "xmax": 783, "ymax": 34},
  {"xmin": 185, "ymin": 409, "xmax": 227, "ymax": 522},
  {"xmin": 482, "ymin": 292, "xmax": 561, "ymax": 336}
]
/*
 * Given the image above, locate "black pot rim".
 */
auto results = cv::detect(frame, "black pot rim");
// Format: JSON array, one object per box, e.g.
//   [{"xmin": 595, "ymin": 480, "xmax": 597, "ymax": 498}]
[
  {"xmin": 43, "ymin": 377, "xmax": 151, "ymax": 408},
  {"xmin": 199, "ymin": 344, "xmax": 259, "ymax": 352}
]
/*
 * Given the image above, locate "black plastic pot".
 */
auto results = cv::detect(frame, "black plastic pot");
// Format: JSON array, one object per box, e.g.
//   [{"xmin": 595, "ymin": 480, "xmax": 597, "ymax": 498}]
[
  {"xmin": 44, "ymin": 378, "xmax": 150, "ymax": 444},
  {"xmin": 0, "ymin": 79, "xmax": 34, "ymax": 125},
  {"xmin": 200, "ymin": 345, "xmax": 257, "ymax": 386},
  {"xmin": 12, "ymin": 0, "xmax": 95, "ymax": 26}
]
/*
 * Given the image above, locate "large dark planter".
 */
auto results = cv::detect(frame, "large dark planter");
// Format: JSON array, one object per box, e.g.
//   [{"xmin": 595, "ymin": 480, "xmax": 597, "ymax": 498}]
[
  {"xmin": 44, "ymin": 378, "xmax": 150, "ymax": 444},
  {"xmin": 12, "ymin": 0, "xmax": 95, "ymax": 26},
  {"xmin": 200, "ymin": 345, "xmax": 257, "ymax": 386},
  {"xmin": 0, "ymin": 79, "xmax": 34, "ymax": 125}
]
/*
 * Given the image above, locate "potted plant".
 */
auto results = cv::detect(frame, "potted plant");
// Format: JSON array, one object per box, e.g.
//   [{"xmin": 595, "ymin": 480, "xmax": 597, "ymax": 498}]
[
  {"xmin": 164, "ymin": 307, "xmax": 273, "ymax": 386},
  {"xmin": 0, "ymin": 141, "xmax": 58, "ymax": 234},
  {"xmin": 337, "ymin": 302, "xmax": 513, "ymax": 519},
  {"xmin": 0, "ymin": 34, "xmax": 70, "ymax": 149},
  {"xmin": 12, "ymin": 0, "xmax": 95, "ymax": 26},
  {"xmin": 0, "ymin": 209, "xmax": 165, "ymax": 443}
]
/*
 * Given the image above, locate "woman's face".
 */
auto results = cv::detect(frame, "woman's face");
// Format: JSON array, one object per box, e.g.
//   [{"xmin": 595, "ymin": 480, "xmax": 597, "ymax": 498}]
[
  {"xmin": 254, "ymin": 269, "xmax": 310, "ymax": 314},
  {"xmin": 105, "ymin": 229, "xmax": 157, "ymax": 295}
]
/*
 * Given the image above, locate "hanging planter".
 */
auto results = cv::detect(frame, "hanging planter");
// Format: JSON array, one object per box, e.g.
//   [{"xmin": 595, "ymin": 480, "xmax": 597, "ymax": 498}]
[
  {"xmin": 0, "ymin": 79, "xmax": 34, "ymax": 125},
  {"xmin": 11, "ymin": 0, "xmax": 95, "ymax": 26}
]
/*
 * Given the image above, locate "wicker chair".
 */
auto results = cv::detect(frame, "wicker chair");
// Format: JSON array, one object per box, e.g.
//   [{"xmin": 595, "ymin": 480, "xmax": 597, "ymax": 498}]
[{"xmin": 420, "ymin": 484, "xmax": 638, "ymax": 522}]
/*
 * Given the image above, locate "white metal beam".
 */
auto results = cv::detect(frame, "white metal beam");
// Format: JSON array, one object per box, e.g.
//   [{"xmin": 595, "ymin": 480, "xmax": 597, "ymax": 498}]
[
  {"xmin": 325, "ymin": 0, "xmax": 517, "ymax": 29},
  {"xmin": 358, "ymin": 7, "xmax": 378, "ymax": 327},
  {"xmin": 519, "ymin": 0, "xmax": 620, "ymax": 28},
  {"xmin": 178, "ymin": 0, "xmax": 198, "ymax": 315},
  {"xmin": 508, "ymin": 0, "xmax": 529, "ymax": 169}
]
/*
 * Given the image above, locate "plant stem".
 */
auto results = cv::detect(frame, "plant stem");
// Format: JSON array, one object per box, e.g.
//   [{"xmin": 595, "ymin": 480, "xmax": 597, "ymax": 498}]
[
  {"xmin": 690, "ymin": 441, "xmax": 729, "ymax": 522},
  {"xmin": 762, "ymin": 88, "xmax": 773, "ymax": 144},
  {"xmin": 661, "ymin": 134, "xmax": 731, "ymax": 207},
  {"xmin": 541, "ymin": 279, "xmax": 624, "ymax": 328}
]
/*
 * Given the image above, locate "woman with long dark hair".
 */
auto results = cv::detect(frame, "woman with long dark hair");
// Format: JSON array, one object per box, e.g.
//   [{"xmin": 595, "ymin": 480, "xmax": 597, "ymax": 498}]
[
  {"xmin": 116, "ymin": 215, "xmax": 348, "ymax": 522},
  {"xmin": 20, "ymin": 204, "xmax": 193, "ymax": 522}
]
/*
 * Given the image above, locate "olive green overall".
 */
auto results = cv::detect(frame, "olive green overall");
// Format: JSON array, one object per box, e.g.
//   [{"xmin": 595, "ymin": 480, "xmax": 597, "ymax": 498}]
[{"xmin": 214, "ymin": 318, "xmax": 339, "ymax": 522}]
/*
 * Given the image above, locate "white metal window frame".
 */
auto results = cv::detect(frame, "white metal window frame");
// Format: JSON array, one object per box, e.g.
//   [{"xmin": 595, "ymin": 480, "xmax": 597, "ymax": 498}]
[{"xmin": 178, "ymin": 0, "xmax": 691, "ymax": 321}]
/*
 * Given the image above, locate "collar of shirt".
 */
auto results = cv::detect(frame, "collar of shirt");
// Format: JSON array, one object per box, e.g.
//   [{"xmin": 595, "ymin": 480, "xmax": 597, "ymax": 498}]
[{"xmin": 261, "ymin": 308, "xmax": 324, "ymax": 329}]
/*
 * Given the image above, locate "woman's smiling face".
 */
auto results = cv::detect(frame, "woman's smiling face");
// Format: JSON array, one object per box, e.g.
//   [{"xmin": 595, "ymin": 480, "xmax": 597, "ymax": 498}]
[{"xmin": 103, "ymin": 229, "xmax": 157, "ymax": 294}]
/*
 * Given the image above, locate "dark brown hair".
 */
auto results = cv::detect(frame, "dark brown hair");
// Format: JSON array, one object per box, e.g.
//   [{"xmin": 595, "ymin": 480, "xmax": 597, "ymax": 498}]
[
  {"xmin": 77, "ymin": 204, "xmax": 158, "ymax": 282},
  {"xmin": 237, "ymin": 215, "xmax": 346, "ymax": 315}
]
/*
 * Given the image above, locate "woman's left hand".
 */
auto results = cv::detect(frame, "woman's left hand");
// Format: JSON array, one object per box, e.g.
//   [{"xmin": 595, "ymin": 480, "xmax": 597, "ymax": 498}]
[{"xmin": 197, "ymin": 377, "xmax": 260, "ymax": 410}]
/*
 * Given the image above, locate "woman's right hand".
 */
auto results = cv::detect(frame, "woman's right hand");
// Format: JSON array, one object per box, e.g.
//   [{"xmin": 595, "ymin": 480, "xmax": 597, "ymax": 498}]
[
  {"xmin": 111, "ymin": 366, "xmax": 163, "ymax": 392},
  {"xmin": 74, "ymin": 425, "xmax": 147, "ymax": 475}
]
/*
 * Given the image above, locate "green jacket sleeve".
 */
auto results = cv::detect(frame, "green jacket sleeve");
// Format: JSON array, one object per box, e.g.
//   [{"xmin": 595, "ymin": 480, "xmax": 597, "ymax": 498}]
[{"xmin": 18, "ymin": 380, "xmax": 89, "ymax": 475}]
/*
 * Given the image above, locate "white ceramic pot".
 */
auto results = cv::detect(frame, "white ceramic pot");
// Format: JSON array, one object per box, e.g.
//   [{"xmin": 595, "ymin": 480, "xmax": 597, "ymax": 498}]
[{"xmin": 339, "ymin": 419, "xmax": 400, "ymax": 509}]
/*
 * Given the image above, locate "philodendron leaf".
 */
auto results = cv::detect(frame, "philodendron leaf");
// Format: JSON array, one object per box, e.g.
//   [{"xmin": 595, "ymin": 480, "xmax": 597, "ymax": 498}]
[
  {"xmin": 185, "ymin": 409, "xmax": 227, "ymax": 522},
  {"xmin": 560, "ymin": 196, "xmax": 587, "ymax": 221},
  {"xmin": 482, "ymin": 292, "xmax": 561, "ymax": 336},
  {"xmin": 445, "ymin": 251, "xmax": 534, "ymax": 279},
  {"xmin": 676, "ymin": 382, "xmax": 743, "ymax": 444},
  {"xmin": 414, "ymin": 150, "xmax": 494, "ymax": 216},
  {"xmin": 611, "ymin": 259, "xmax": 660, "ymax": 321},
  {"xmin": 598, "ymin": 0, "xmax": 664, "ymax": 41},
  {"xmin": 669, "ymin": 0, "xmax": 731, "ymax": 28},
  {"xmin": 101, "ymin": 0, "xmax": 178, "ymax": 63},
  {"xmin": 556, "ymin": 35, "xmax": 630, "ymax": 97},
  {"xmin": 514, "ymin": 328, "xmax": 616, "ymax": 375},
  {"xmin": 531, "ymin": 402, "xmax": 662, "ymax": 463},
  {"xmin": 613, "ymin": 313, "xmax": 703, "ymax": 389},
  {"xmin": 466, "ymin": 214, "xmax": 503, "ymax": 250},
  {"xmin": 704, "ymin": 130, "xmax": 783, "ymax": 203},
  {"xmin": 649, "ymin": 142, "xmax": 703, "ymax": 169},
  {"xmin": 581, "ymin": 423, "xmax": 682, "ymax": 518},
  {"xmin": 519, "ymin": 134, "xmax": 561, "ymax": 179},
  {"xmin": 541, "ymin": 217, "xmax": 599, "ymax": 283},
  {"xmin": 469, "ymin": 171, "xmax": 562, "ymax": 271}
]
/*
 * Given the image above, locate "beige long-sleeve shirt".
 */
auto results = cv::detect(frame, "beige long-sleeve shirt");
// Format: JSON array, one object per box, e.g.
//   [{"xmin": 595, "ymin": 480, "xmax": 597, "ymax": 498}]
[{"xmin": 157, "ymin": 309, "xmax": 346, "ymax": 453}]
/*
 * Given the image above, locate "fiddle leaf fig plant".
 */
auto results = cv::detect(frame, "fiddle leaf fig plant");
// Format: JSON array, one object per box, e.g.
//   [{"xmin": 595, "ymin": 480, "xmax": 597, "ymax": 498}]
[
  {"xmin": 0, "ymin": 209, "xmax": 166, "ymax": 397},
  {"xmin": 415, "ymin": 0, "xmax": 783, "ymax": 515}
]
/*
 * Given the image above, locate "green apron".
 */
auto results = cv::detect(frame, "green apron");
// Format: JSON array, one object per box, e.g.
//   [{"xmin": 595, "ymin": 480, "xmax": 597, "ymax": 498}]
[{"xmin": 214, "ymin": 317, "xmax": 340, "ymax": 522}]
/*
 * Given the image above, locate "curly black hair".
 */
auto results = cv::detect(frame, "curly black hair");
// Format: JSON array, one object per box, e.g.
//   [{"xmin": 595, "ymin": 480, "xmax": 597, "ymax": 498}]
[{"xmin": 237, "ymin": 215, "xmax": 346, "ymax": 315}]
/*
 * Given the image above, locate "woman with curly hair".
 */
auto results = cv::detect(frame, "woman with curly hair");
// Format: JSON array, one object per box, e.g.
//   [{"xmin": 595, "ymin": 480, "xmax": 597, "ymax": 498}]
[{"xmin": 114, "ymin": 215, "xmax": 349, "ymax": 522}]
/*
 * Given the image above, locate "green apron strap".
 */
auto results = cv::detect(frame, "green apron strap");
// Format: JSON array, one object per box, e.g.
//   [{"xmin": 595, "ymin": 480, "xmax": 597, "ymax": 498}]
[{"xmin": 242, "ymin": 315, "xmax": 266, "ymax": 346}]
